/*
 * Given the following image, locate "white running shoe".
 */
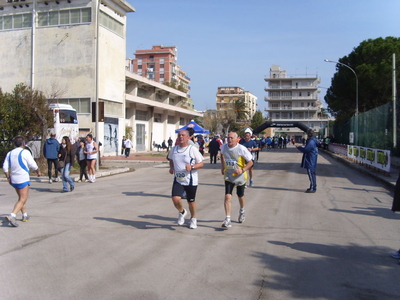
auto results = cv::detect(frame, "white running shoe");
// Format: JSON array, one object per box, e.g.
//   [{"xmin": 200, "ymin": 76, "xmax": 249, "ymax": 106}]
[
  {"xmin": 177, "ymin": 209, "xmax": 187, "ymax": 225},
  {"xmin": 238, "ymin": 210, "xmax": 245, "ymax": 223},
  {"xmin": 221, "ymin": 218, "xmax": 231, "ymax": 228},
  {"xmin": 189, "ymin": 218, "xmax": 197, "ymax": 229}
]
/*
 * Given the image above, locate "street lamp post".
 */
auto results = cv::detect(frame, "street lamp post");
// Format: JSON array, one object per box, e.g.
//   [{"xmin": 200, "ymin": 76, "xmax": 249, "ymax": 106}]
[{"xmin": 324, "ymin": 59, "xmax": 359, "ymax": 145}]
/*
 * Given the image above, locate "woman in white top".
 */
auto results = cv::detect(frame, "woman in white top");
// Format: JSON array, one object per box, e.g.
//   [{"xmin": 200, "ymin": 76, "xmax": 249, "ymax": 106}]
[
  {"xmin": 3, "ymin": 136, "xmax": 41, "ymax": 227},
  {"xmin": 84, "ymin": 133, "xmax": 98, "ymax": 183}
]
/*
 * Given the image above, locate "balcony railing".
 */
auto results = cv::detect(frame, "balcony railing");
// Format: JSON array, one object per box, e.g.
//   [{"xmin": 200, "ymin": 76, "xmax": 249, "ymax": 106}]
[
  {"xmin": 267, "ymin": 106, "xmax": 318, "ymax": 111},
  {"xmin": 264, "ymin": 96, "xmax": 318, "ymax": 101},
  {"xmin": 265, "ymin": 85, "xmax": 318, "ymax": 90}
]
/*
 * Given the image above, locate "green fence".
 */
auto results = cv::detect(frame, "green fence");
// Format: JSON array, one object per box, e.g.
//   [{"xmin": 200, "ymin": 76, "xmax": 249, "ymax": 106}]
[{"xmin": 333, "ymin": 102, "xmax": 400, "ymax": 155}]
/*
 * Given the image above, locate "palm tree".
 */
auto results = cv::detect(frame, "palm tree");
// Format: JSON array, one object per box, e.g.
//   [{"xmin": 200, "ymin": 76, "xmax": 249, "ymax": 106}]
[{"xmin": 233, "ymin": 99, "xmax": 248, "ymax": 121}]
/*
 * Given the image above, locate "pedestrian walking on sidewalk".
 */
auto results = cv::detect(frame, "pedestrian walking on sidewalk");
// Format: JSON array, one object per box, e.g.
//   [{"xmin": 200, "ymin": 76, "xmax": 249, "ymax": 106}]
[
  {"xmin": 58, "ymin": 136, "xmax": 76, "ymax": 193},
  {"xmin": 85, "ymin": 133, "xmax": 98, "ymax": 183},
  {"xmin": 167, "ymin": 129, "xmax": 204, "ymax": 229},
  {"xmin": 3, "ymin": 136, "xmax": 41, "ymax": 227},
  {"xmin": 121, "ymin": 136, "xmax": 126, "ymax": 156},
  {"xmin": 220, "ymin": 132, "xmax": 253, "ymax": 229},
  {"xmin": 43, "ymin": 132, "xmax": 60, "ymax": 183},
  {"xmin": 296, "ymin": 128, "xmax": 319, "ymax": 193},
  {"xmin": 124, "ymin": 137, "xmax": 133, "ymax": 158},
  {"xmin": 75, "ymin": 138, "xmax": 89, "ymax": 182}
]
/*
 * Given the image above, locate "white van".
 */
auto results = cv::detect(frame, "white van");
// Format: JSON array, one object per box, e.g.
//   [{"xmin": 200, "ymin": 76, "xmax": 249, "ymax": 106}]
[{"xmin": 48, "ymin": 103, "xmax": 79, "ymax": 143}]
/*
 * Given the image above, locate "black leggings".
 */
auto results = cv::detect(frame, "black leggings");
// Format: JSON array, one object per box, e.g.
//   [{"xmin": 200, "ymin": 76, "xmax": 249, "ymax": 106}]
[
  {"xmin": 78, "ymin": 159, "xmax": 89, "ymax": 180},
  {"xmin": 47, "ymin": 159, "xmax": 59, "ymax": 179}
]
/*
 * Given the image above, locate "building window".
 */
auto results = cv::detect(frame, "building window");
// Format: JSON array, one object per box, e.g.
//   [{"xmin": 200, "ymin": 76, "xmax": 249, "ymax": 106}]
[
  {"xmin": 167, "ymin": 115, "xmax": 175, "ymax": 124},
  {"xmin": 154, "ymin": 113, "xmax": 162, "ymax": 122},
  {"xmin": 99, "ymin": 11, "xmax": 123, "ymax": 36},
  {"xmin": 38, "ymin": 8, "xmax": 92, "ymax": 27},
  {"xmin": 0, "ymin": 13, "xmax": 32, "ymax": 30},
  {"xmin": 48, "ymin": 98, "xmax": 91, "ymax": 113},
  {"xmin": 136, "ymin": 110, "xmax": 147, "ymax": 121}
]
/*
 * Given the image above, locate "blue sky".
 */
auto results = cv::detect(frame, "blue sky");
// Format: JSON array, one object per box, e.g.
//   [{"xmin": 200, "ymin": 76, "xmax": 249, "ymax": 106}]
[{"xmin": 125, "ymin": 0, "xmax": 400, "ymax": 114}]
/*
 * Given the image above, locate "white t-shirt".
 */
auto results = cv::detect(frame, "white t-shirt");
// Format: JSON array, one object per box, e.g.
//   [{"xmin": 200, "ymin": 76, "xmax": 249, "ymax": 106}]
[
  {"xmin": 3, "ymin": 148, "xmax": 38, "ymax": 184},
  {"xmin": 220, "ymin": 143, "xmax": 253, "ymax": 185},
  {"xmin": 168, "ymin": 145, "xmax": 204, "ymax": 186}
]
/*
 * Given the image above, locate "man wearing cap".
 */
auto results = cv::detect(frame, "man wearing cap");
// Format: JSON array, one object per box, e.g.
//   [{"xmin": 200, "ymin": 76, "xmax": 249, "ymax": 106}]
[
  {"xmin": 239, "ymin": 131, "xmax": 258, "ymax": 187},
  {"xmin": 296, "ymin": 129, "xmax": 319, "ymax": 193}
]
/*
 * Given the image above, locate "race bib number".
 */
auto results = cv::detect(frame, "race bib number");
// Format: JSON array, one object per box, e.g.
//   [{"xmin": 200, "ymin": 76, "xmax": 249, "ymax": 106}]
[
  {"xmin": 225, "ymin": 159, "xmax": 237, "ymax": 169},
  {"xmin": 175, "ymin": 172, "xmax": 186, "ymax": 181}
]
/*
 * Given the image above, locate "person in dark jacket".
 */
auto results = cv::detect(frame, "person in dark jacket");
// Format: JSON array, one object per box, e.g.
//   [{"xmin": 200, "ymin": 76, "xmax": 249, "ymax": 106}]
[
  {"xmin": 390, "ymin": 172, "xmax": 400, "ymax": 262},
  {"xmin": 58, "ymin": 136, "xmax": 76, "ymax": 193},
  {"xmin": 43, "ymin": 133, "xmax": 60, "ymax": 183},
  {"xmin": 208, "ymin": 136, "xmax": 220, "ymax": 164},
  {"xmin": 296, "ymin": 129, "xmax": 319, "ymax": 193}
]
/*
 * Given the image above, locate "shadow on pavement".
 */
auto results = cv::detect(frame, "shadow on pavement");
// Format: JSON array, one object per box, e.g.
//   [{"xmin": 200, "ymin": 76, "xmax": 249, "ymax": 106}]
[
  {"xmin": 329, "ymin": 206, "xmax": 400, "ymax": 220},
  {"xmin": 122, "ymin": 191, "xmax": 170, "ymax": 198},
  {"xmin": 93, "ymin": 216, "xmax": 177, "ymax": 230},
  {"xmin": 93, "ymin": 215, "xmax": 224, "ymax": 231},
  {"xmin": 253, "ymin": 241, "xmax": 400, "ymax": 299}
]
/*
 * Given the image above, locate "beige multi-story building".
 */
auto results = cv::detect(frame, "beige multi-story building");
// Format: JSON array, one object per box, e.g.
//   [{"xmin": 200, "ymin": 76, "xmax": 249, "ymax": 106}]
[
  {"xmin": 264, "ymin": 65, "xmax": 329, "ymax": 139},
  {"xmin": 0, "ymin": 0, "xmax": 201, "ymax": 154},
  {"xmin": 130, "ymin": 45, "xmax": 194, "ymax": 111},
  {"xmin": 216, "ymin": 87, "xmax": 257, "ymax": 120}
]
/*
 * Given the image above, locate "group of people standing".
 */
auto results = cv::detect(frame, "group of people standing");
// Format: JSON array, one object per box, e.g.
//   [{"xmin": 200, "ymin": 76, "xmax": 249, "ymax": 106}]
[{"xmin": 43, "ymin": 133, "xmax": 99, "ymax": 193}]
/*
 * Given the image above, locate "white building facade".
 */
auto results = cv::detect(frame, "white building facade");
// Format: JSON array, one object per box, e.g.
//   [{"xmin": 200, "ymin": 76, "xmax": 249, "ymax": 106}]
[
  {"xmin": 0, "ymin": 0, "xmax": 201, "ymax": 154},
  {"xmin": 264, "ymin": 65, "xmax": 329, "ymax": 140}
]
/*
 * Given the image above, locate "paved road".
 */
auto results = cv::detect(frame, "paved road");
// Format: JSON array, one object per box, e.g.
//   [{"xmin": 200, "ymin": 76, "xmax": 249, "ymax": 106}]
[{"xmin": 1, "ymin": 147, "xmax": 400, "ymax": 300}]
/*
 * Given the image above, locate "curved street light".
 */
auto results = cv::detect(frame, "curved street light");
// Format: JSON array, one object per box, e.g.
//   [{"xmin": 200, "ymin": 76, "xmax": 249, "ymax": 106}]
[{"xmin": 324, "ymin": 59, "xmax": 359, "ymax": 145}]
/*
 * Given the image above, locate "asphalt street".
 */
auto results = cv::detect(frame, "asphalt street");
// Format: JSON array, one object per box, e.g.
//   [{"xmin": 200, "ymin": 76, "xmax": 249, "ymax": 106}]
[{"xmin": 1, "ymin": 147, "xmax": 400, "ymax": 300}]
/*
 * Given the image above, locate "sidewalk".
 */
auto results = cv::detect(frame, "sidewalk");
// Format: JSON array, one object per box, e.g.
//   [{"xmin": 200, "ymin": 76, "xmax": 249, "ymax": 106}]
[{"xmin": 322, "ymin": 149, "xmax": 398, "ymax": 191}]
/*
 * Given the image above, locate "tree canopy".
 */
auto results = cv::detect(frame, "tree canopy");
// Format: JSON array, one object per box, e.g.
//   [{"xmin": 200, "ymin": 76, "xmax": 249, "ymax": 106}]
[
  {"xmin": 324, "ymin": 36, "xmax": 400, "ymax": 122},
  {"xmin": 0, "ymin": 83, "xmax": 53, "ymax": 153}
]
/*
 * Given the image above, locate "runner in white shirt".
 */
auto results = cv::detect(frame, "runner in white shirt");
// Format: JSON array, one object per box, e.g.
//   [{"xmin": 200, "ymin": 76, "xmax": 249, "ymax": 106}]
[
  {"xmin": 3, "ymin": 136, "xmax": 41, "ymax": 227},
  {"xmin": 220, "ymin": 132, "xmax": 253, "ymax": 229},
  {"xmin": 167, "ymin": 130, "xmax": 204, "ymax": 229}
]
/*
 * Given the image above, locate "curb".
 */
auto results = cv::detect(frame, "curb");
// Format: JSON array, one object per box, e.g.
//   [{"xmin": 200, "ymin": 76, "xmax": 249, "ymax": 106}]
[{"xmin": 321, "ymin": 149, "xmax": 396, "ymax": 192}]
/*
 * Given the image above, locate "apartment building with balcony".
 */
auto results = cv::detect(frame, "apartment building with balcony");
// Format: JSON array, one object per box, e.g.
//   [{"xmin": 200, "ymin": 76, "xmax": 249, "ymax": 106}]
[
  {"xmin": 125, "ymin": 60, "xmax": 202, "ymax": 151},
  {"xmin": 130, "ymin": 45, "xmax": 194, "ymax": 111},
  {"xmin": 264, "ymin": 65, "xmax": 329, "ymax": 139},
  {"xmin": 216, "ymin": 87, "xmax": 257, "ymax": 120}
]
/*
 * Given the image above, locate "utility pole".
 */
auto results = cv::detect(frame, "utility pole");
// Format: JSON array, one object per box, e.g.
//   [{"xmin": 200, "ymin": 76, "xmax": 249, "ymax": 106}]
[{"xmin": 393, "ymin": 53, "xmax": 397, "ymax": 148}]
